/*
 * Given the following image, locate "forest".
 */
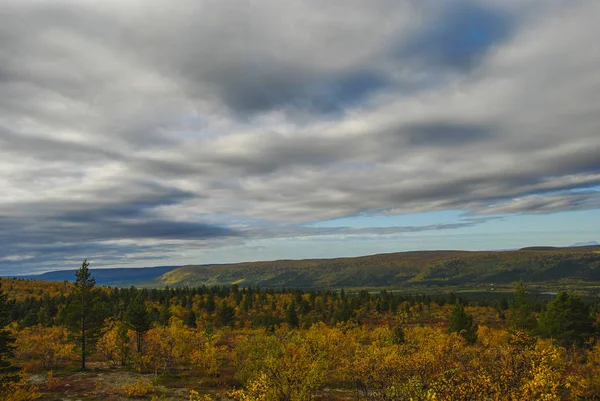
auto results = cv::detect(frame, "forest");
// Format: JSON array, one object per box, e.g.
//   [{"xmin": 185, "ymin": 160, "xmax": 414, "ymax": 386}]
[{"xmin": 1, "ymin": 261, "xmax": 600, "ymax": 400}]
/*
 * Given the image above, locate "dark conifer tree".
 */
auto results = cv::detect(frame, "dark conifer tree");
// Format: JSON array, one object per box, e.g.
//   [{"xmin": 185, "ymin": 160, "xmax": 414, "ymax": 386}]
[
  {"xmin": 0, "ymin": 287, "xmax": 18, "ymax": 389},
  {"xmin": 217, "ymin": 301, "xmax": 235, "ymax": 326},
  {"xmin": 538, "ymin": 291, "xmax": 596, "ymax": 347},
  {"xmin": 185, "ymin": 310, "xmax": 197, "ymax": 328},
  {"xmin": 66, "ymin": 260, "xmax": 102, "ymax": 370},
  {"xmin": 126, "ymin": 294, "xmax": 151, "ymax": 354},
  {"xmin": 285, "ymin": 301, "xmax": 299, "ymax": 328},
  {"xmin": 392, "ymin": 322, "xmax": 406, "ymax": 345},
  {"xmin": 158, "ymin": 303, "xmax": 171, "ymax": 326},
  {"xmin": 448, "ymin": 302, "xmax": 477, "ymax": 344},
  {"xmin": 509, "ymin": 281, "xmax": 537, "ymax": 332}
]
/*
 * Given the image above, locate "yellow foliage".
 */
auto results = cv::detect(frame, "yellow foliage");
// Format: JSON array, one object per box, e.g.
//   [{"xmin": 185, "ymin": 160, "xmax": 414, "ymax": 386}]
[
  {"xmin": 41, "ymin": 371, "xmax": 61, "ymax": 391},
  {"xmin": 111, "ymin": 378, "xmax": 154, "ymax": 398},
  {"xmin": 1, "ymin": 371, "xmax": 40, "ymax": 401},
  {"xmin": 566, "ymin": 342, "xmax": 600, "ymax": 399},
  {"xmin": 12, "ymin": 324, "xmax": 74, "ymax": 368},
  {"xmin": 0, "ymin": 278, "xmax": 72, "ymax": 302},
  {"xmin": 228, "ymin": 373, "xmax": 270, "ymax": 401},
  {"xmin": 189, "ymin": 333, "xmax": 226, "ymax": 377},
  {"xmin": 97, "ymin": 318, "xmax": 135, "ymax": 367},
  {"xmin": 235, "ymin": 331, "xmax": 328, "ymax": 401},
  {"xmin": 189, "ymin": 390, "xmax": 216, "ymax": 401}
]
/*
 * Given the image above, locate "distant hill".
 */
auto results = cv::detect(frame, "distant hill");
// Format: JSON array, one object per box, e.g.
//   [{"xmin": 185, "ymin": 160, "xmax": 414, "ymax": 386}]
[
  {"xmin": 159, "ymin": 246, "xmax": 600, "ymax": 289},
  {"xmin": 12, "ymin": 245, "xmax": 600, "ymax": 290},
  {"xmin": 13, "ymin": 266, "xmax": 180, "ymax": 287},
  {"xmin": 570, "ymin": 241, "xmax": 600, "ymax": 247}
]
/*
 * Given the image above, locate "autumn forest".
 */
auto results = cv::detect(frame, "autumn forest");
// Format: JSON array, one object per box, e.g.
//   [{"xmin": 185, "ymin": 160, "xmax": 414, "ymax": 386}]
[{"xmin": 1, "ymin": 261, "xmax": 600, "ymax": 400}]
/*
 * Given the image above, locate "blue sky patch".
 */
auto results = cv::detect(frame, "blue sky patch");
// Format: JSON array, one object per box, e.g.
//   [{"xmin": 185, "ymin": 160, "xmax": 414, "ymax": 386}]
[{"xmin": 401, "ymin": 2, "xmax": 514, "ymax": 69}]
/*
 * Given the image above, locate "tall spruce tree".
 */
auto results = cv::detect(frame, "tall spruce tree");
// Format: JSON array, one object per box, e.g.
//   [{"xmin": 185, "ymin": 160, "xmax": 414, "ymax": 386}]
[
  {"xmin": 509, "ymin": 281, "xmax": 537, "ymax": 332},
  {"xmin": 0, "ymin": 287, "xmax": 18, "ymax": 389},
  {"xmin": 217, "ymin": 300, "xmax": 235, "ymax": 326},
  {"xmin": 285, "ymin": 301, "xmax": 299, "ymax": 328},
  {"xmin": 126, "ymin": 294, "xmax": 151, "ymax": 354},
  {"xmin": 67, "ymin": 260, "xmax": 101, "ymax": 370},
  {"xmin": 448, "ymin": 302, "xmax": 477, "ymax": 344}
]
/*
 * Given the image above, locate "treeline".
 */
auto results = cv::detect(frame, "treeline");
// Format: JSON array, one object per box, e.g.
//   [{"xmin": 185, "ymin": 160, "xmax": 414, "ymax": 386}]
[
  {"xmin": 5, "ymin": 280, "xmax": 591, "ymax": 331},
  {"xmin": 3, "ymin": 282, "xmax": 483, "ymax": 329}
]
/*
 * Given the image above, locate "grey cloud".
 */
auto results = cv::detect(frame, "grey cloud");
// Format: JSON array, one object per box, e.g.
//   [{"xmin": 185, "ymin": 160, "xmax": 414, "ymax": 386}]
[
  {"xmin": 0, "ymin": 126, "xmax": 122, "ymax": 162},
  {"xmin": 0, "ymin": 242, "xmax": 176, "ymax": 276},
  {"xmin": 474, "ymin": 191, "xmax": 600, "ymax": 215},
  {"xmin": 1, "ymin": 0, "xmax": 600, "ymax": 272},
  {"xmin": 244, "ymin": 216, "xmax": 500, "ymax": 240},
  {"xmin": 0, "ymin": 182, "xmax": 236, "ymax": 274},
  {"xmin": 402, "ymin": 122, "xmax": 495, "ymax": 146}
]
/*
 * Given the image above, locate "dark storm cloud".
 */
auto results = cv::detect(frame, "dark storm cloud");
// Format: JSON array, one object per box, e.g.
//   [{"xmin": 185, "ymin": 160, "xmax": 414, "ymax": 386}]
[
  {"xmin": 0, "ymin": 183, "xmax": 235, "ymax": 242},
  {"xmin": 0, "ymin": 242, "xmax": 175, "ymax": 276},
  {"xmin": 1, "ymin": 0, "xmax": 600, "ymax": 272},
  {"xmin": 0, "ymin": 183, "xmax": 237, "ymax": 273}
]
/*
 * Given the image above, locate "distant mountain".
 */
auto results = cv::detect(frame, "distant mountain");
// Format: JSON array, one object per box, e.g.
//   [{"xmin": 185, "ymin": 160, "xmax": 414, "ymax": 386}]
[
  {"xmin": 12, "ymin": 266, "xmax": 180, "ymax": 287},
  {"xmin": 12, "ymin": 244, "xmax": 600, "ymax": 290},
  {"xmin": 159, "ymin": 246, "xmax": 600, "ymax": 289},
  {"xmin": 570, "ymin": 241, "xmax": 600, "ymax": 247}
]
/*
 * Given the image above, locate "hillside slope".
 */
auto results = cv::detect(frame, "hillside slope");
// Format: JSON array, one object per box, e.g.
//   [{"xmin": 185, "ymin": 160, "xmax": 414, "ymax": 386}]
[{"xmin": 159, "ymin": 246, "xmax": 600, "ymax": 289}]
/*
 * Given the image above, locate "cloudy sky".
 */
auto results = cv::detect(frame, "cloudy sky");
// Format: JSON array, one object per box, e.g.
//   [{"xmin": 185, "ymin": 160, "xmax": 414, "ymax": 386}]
[{"xmin": 1, "ymin": 0, "xmax": 599, "ymax": 275}]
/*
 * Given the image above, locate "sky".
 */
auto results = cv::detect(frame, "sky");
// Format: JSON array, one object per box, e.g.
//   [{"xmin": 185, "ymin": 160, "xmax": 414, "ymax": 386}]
[{"xmin": 1, "ymin": 0, "xmax": 599, "ymax": 275}]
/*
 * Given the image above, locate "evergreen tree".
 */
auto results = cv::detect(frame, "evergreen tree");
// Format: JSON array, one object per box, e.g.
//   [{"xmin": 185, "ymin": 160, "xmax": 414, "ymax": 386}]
[
  {"xmin": 158, "ymin": 303, "xmax": 171, "ymax": 326},
  {"xmin": 116, "ymin": 320, "xmax": 131, "ymax": 366},
  {"xmin": 448, "ymin": 302, "xmax": 477, "ymax": 344},
  {"xmin": 285, "ymin": 301, "xmax": 299, "ymax": 328},
  {"xmin": 0, "ymin": 287, "xmax": 18, "ymax": 389},
  {"xmin": 392, "ymin": 322, "xmax": 405, "ymax": 345},
  {"xmin": 126, "ymin": 294, "xmax": 151, "ymax": 354},
  {"xmin": 205, "ymin": 293, "xmax": 216, "ymax": 313},
  {"xmin": 509, "ymin": 281, "xmax": 537, "ymax": 332},
  {"xmin": 217, "ymin": 301, "xmax": 235, "ymax": 326},
  {"xmin": 333, "ymin": 297, "xmax": 353, "ymax": 324},
  {"xmin": 185, "ymin": 310, "xmax": 197, "ymax": 328},
  {"xmin": 66, "ymin": 260, "xmax": 102, "ymax": 370},
  {"xmin": 538, "ymin": 291, "xmax": 596, "ymax": 347}
]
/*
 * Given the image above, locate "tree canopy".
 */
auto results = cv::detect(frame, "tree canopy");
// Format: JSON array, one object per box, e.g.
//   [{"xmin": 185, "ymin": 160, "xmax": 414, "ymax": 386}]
[{"xmin": 538, "ymin": 291, "xmax": 596, "ymax": 346}]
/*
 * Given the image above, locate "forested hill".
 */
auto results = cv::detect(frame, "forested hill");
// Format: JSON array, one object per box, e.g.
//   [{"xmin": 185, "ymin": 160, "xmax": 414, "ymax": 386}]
[
  {"xmin": 7, "ymin": 246, "xmax": 600, "ymax": 290},
  {"xmin": 159, "ymin": 246, "xmax": 600, "ymax": 289}
]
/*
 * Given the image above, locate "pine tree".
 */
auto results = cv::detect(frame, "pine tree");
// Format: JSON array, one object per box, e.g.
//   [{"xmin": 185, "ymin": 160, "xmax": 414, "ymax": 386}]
[
  {"xmin": 126, "ymin": 294, "xmax": 151, "ymax": 354},
  {"xmin": 217, "ymin": 301, "xmax": 235, "ymax": 326},
  {"xmin": 158, "ymin": 303, "xmax": 171, "ymax": 326},
  {"xmin": 0, "ymin": 287, "xmax": 18, "ymax": 389},
  {"xmin": 185, "ymin": 310, "xmax": 197, "ymax": 328},
  {"xmin": 509, "ymin": 281, "xmax": 537, "ymax": 332},
  {"xmin": 448, "ymin": 302, "xmax": 477, "ymax": 344},
  {"xmin": 333, "ymin": 297, "xmax": 353, "ymax": 324},
  {"xmin": 205, "ymin": 293, "xmax": 216, "ymax": 313},
  {"xmin": 392, "ymin": 322, "xmax": 405, "ymax": 345},
  {"xmin": 66, "ymin": 260, "xmax": 101, "ymax": 370},
  {"xmin": 285, "ymin": 301, "xmax": 299, "ymax": 328},
  {"xmin": 538, "ymin": 291, "xmax": 596, "ymax": 347}
]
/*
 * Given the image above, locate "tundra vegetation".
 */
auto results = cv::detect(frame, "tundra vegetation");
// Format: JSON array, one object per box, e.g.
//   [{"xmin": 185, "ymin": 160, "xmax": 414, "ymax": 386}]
[{"xmin": 0, "ymin": 263, "xmax": 599, "ymax": 400}]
